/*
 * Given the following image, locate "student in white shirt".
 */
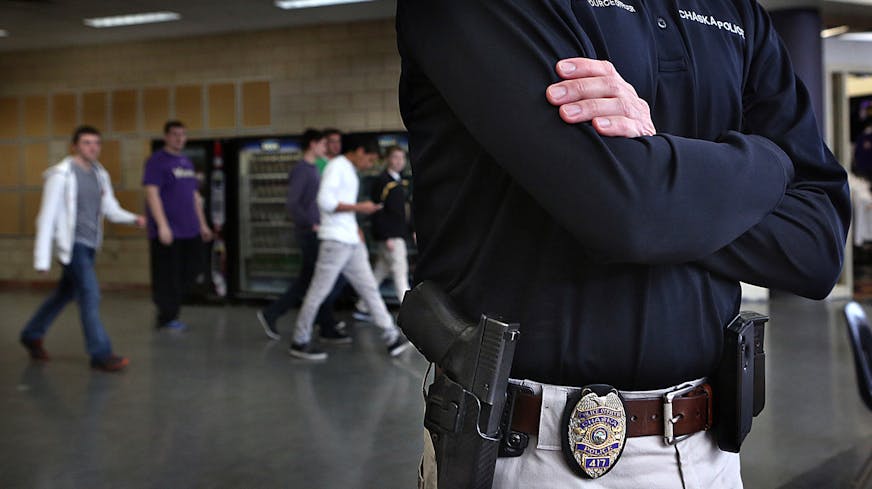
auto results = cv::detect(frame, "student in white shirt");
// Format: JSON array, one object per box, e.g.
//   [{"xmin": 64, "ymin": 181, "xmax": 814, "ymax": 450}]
[{"xmin": 290, "ymin": 134, "xmax": 412, "ymax": 360}]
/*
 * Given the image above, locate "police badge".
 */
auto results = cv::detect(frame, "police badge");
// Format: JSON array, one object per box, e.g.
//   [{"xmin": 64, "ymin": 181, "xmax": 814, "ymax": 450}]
[{"xmin": 561, "ymin": 385, "xmax": 628, "ymax": 479}]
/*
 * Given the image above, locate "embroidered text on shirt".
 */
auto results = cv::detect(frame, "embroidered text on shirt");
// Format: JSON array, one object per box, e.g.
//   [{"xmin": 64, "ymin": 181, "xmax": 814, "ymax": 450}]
[
  {"xmin": 587, "ymin": 0, "xmax": 636, "ymax": 13},
  {"xmin": 678, "ymin": 9, "xmax": 744, "ymax": 39}
]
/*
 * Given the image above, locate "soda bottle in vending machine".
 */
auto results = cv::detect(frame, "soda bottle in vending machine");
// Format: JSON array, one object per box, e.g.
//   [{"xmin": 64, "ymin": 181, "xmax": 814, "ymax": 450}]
[{"xmin": 210, "ymin": 141, "xmax": 227, "ymax": 297}]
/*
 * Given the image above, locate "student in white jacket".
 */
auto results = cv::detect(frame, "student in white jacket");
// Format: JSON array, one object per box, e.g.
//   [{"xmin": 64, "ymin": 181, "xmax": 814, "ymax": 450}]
[{"xmin": 20, "ymin": 125, "xmax": 145, "ymax": 372}]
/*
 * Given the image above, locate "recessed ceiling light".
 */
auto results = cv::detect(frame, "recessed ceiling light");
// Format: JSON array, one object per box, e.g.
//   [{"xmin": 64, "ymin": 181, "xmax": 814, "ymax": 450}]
[
  {"xmin": 274, "ymin": 0, "xmax": 373, "ymax": 10},
  {"xmin": 821, "ymin": 25, "xmax": 850, "ymax": 38},
  {"xmin": 83, "ymin": 12, "xmax": 181, "ymax": 29},
  {"xmin": 839, "ymin": 32, "xmax": 872, "ymax": 42}
]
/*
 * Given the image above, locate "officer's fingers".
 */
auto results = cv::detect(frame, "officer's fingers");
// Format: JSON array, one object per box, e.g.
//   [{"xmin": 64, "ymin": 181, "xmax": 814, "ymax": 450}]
[
  {"xmin": 559, "ymin": 97, "xmax": 632, "ymax": 124},
  {"xmin": 548, "ymin": 78, "xmax": 600, "ymax": 105},
  {"xmin": 556, "ymin": 58, "xmax": 614, "ymax": 80},
  {"xmin": 547, "ymin": 76, "xmax": 624, "ymax": 106},
  {"xmin": 592, "ymin": 116, "xmax": 652, "ymax": 138}
]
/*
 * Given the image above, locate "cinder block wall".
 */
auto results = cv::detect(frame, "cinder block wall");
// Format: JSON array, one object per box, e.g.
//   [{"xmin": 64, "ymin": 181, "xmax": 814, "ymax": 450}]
[{"xmin": 0, "ymin": 19, "xmax": 403, "ymax": 286}]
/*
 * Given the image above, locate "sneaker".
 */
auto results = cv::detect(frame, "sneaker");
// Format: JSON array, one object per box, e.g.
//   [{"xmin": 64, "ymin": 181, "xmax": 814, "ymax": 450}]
[
  {"xmin": 257, "ymin": 310, "xmax": 280, "ymax": 340},
  {"xmin": 352, "ymin": 309, "xmax": 373, "ymax": 323},
  {"xmin": 386, "ymin": 336, "xmax": 413, "ymax": 357},
  {"xmin": 90, "ymin": 354, "xmax": 130, "ymax": 372},
  {"xmin": 158, "ymin": 320, "xmax": 188, "ymax": 331},
  {"xmin": 320, "ymin": 327, "xmax": 353, "ymax": 345},
  {"xmin": 20, "ymin": 337, "xmax": 49, "ymax": 361},
  {"xmin": 333, "ymin": 320, "xmax": 348, "ymax": 333},
  {"xmin": 288, "ymin": 342, "xmax": 328, "ymax": 361}
]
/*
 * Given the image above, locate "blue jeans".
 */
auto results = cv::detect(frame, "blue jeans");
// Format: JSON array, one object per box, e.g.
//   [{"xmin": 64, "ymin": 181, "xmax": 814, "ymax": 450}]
[{"xmin": 21, "ymin": 243, "xmax": 113, "ymax": 361}]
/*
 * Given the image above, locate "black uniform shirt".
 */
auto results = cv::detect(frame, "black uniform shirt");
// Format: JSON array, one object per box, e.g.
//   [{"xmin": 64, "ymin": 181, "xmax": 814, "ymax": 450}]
[
  {"xmin": 371, "ymin": 169, "xmax": 412, "ymax": 240},
  {"xmin": 397, "ymin": 0, "xmax": 850, "ymax": 390}
]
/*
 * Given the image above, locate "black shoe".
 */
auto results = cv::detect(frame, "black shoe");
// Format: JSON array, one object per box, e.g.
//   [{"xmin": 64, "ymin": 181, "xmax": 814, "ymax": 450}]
[
  {"xmin": 20, "ymin": 337, "xmax": 50, "ymax": 361},
  {"xmin": 257, "ymin": 311, "xmax": 280, "ymax": 340},
  {"xmin": 90, "ymin": 354, "xmax": 130, "ymax": 372},
  {"xmin": 320, "ymin": 326, "xmax": 352, "ymax": 345},
  {"xmin": 288, "ymin": 342, "xmax": 328, "ymax": 361},
  {"xmin": 386, "ymin": 335, "xmax": 413, "ymax": 357}
]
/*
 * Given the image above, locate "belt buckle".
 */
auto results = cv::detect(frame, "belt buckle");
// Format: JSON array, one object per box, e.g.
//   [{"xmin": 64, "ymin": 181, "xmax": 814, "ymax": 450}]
[{"xmin": 662, "ymin": 382, "xmax": 699, "ymax": 445}]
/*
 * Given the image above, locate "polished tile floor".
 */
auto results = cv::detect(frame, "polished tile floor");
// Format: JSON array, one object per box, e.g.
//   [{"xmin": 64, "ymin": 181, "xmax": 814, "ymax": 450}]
[{"xmin": 1, "ymin": 290, "xmax": 871, "ymax": 488}]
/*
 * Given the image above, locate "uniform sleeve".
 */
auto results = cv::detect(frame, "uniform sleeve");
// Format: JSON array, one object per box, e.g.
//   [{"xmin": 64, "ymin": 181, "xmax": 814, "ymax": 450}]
[
  {"xmin": 694, "ymin": 4, "xmax": 850, "ymax": 299},
  {"xmin": 397, "ymin": 0, "xmax": 793, "ymax": 264},
  {"xmin": 142, "ymin": 154, "xmax": 163, "ymax": 187}
]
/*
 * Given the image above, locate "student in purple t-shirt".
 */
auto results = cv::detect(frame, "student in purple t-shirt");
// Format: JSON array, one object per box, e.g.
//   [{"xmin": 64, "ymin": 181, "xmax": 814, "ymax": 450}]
[{"xmin": 143, "ymin": 120, "xmax": 214, "ymax": 330}]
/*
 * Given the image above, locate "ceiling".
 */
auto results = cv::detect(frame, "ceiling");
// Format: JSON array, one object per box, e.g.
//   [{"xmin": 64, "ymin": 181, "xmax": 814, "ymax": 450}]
[
  {"xmin": 0, "ymin": 0, "xmax": 871, "ymax": 53},
  {"xmin": 0, "ymin": 0, "xmax": 397, "ymax": 53}
]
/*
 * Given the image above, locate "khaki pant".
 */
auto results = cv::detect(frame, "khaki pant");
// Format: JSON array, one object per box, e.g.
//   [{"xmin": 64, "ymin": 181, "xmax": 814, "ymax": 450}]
[{"xmin": 419, "ymin": 379, "xmax": 742, "ymax": 489}]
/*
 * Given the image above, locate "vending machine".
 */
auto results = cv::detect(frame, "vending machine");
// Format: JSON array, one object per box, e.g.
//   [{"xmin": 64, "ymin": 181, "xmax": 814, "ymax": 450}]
[{"xmin": 235, "ymin": 137, "xmax": 303, "ymax": 297}]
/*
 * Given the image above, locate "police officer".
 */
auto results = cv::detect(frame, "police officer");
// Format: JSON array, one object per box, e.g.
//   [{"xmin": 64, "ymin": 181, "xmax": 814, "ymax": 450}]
[{"xmin": 397, "ymin": 1, "xmax": 850, "ymax": 487}]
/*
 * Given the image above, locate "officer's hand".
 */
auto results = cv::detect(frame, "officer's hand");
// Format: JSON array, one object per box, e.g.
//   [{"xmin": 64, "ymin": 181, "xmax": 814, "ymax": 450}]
[{"xmin": 546, "ymin": 58, "xmax": 656, "ymax": 138}]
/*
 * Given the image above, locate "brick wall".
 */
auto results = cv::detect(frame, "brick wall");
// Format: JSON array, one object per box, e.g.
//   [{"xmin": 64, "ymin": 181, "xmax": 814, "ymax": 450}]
[{"xmin": 0, "ymin": 18, "xmax": 403, "ymax": 286}]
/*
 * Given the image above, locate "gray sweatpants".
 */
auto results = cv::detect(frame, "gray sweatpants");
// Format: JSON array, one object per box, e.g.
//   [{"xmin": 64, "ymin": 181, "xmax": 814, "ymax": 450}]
[{"xmin": 294, "ymin": 239, "xmax": 399, "ymax": 345}]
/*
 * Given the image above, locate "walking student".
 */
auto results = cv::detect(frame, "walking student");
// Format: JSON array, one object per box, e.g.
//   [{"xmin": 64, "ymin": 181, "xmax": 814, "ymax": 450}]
[
  {"xmin": 257, "ymin": 128, "xmax": 348, "ymax": 342},
  {"xmin": 21, "ymin": 125, "xmax": 145, "ymax": 372},
  {"xmin": 354, "ymin": 146, "xmax": 412, "ymax": 317},
  {"xmin": 290, "ymin": 134, "xmax": 412, "ymax": 360}
]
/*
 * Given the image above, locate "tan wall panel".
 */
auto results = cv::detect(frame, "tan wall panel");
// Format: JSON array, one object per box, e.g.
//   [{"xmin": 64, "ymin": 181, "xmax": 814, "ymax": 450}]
[
  {"xmin": 143, "ymin": 88, "xmax": 170, "ymax": 134},
  {"xmin": 100, "ymin": 140, "xmax": 121, "ymax": 183},
  {"xmin": 175, "ymin": 85, "xmax": 203, "ymax": 130},
  {"xmin": 52, "ymin": 93, "xmax": 77, "ymax": 138},
  {"xmin": 0, "ymin": 144, "xmax": 21, "ymax": 186},
  {"xmin": 208, "ymin": 83, "xmax": 236, "ymax": 129},
  {"xmin": 24, "ymin": 96, "xmax": 48, "ymax": 137},
  {"xmin": 242, "ymin": 81, "xmax": 271, "ymax": 127},
  {"xmin": 24, "ymin": 143, "xmax": 50, "ymax": 186},
  {"xmin": 0, "ymin": 97, "xmax": 19, "ymax": 139},
  {"xmin": 82, "ymin": 91, "xmax": 107, "ymax": 129},
  {"xmin": 112, "ymin": 90, "xmax": 137, "ymax": 133},
  {"xmin": 0, "ymin": 193, "xmax": 20, "ymax": 235},
  {"xmin": 0, "ymin": 144, "xmax": 20, "ymax": 186},
  {"xmin": 23, "ymin": 190, "xmax": 42, "ymax": 235},
  {"xmin": 106, "ymin": 189, "xmax": 142, "ymax": 237}
]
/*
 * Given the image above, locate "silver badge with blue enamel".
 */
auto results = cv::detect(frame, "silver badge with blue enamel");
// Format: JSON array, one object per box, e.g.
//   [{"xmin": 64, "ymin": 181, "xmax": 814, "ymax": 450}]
[{"xmin": 561, "ymin": 384, "xmax": 628, "ymax": 479}]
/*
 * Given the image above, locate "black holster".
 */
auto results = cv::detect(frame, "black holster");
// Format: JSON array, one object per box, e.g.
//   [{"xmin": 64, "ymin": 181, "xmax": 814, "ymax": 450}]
[
  {"xmin": 715, "ymin": 311, "xmax": 768, "ymax": 452},
  {"xmin": 398, "ymin": 282, "xmax": 521, "ymax": 489}
]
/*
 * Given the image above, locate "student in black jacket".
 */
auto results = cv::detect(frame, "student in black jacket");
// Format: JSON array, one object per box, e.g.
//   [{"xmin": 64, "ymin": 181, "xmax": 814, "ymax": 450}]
[{"xmin": 355, "ymin": 146, "xmax": 412, "ymax": 316}]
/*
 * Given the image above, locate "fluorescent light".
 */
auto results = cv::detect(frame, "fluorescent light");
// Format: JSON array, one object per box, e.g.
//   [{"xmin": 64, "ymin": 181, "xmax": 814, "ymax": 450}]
[
  {"xmin": 821, "ymin": 25, "xmax": 850, "ymax": 39},
  {"xmin": 274, "ymin": 0, "xmax": 373, "ymax": 9},
  {"xmin": 0, "ymin": 30, "xmax": 7, "ymax": 38},
  {"xmin": 83, "ymin": 11, "xmax": 181, "ymax": 28},
  {"xmin": 839, "ymin": 32, "xmax": 872, "ymax": 42}
]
